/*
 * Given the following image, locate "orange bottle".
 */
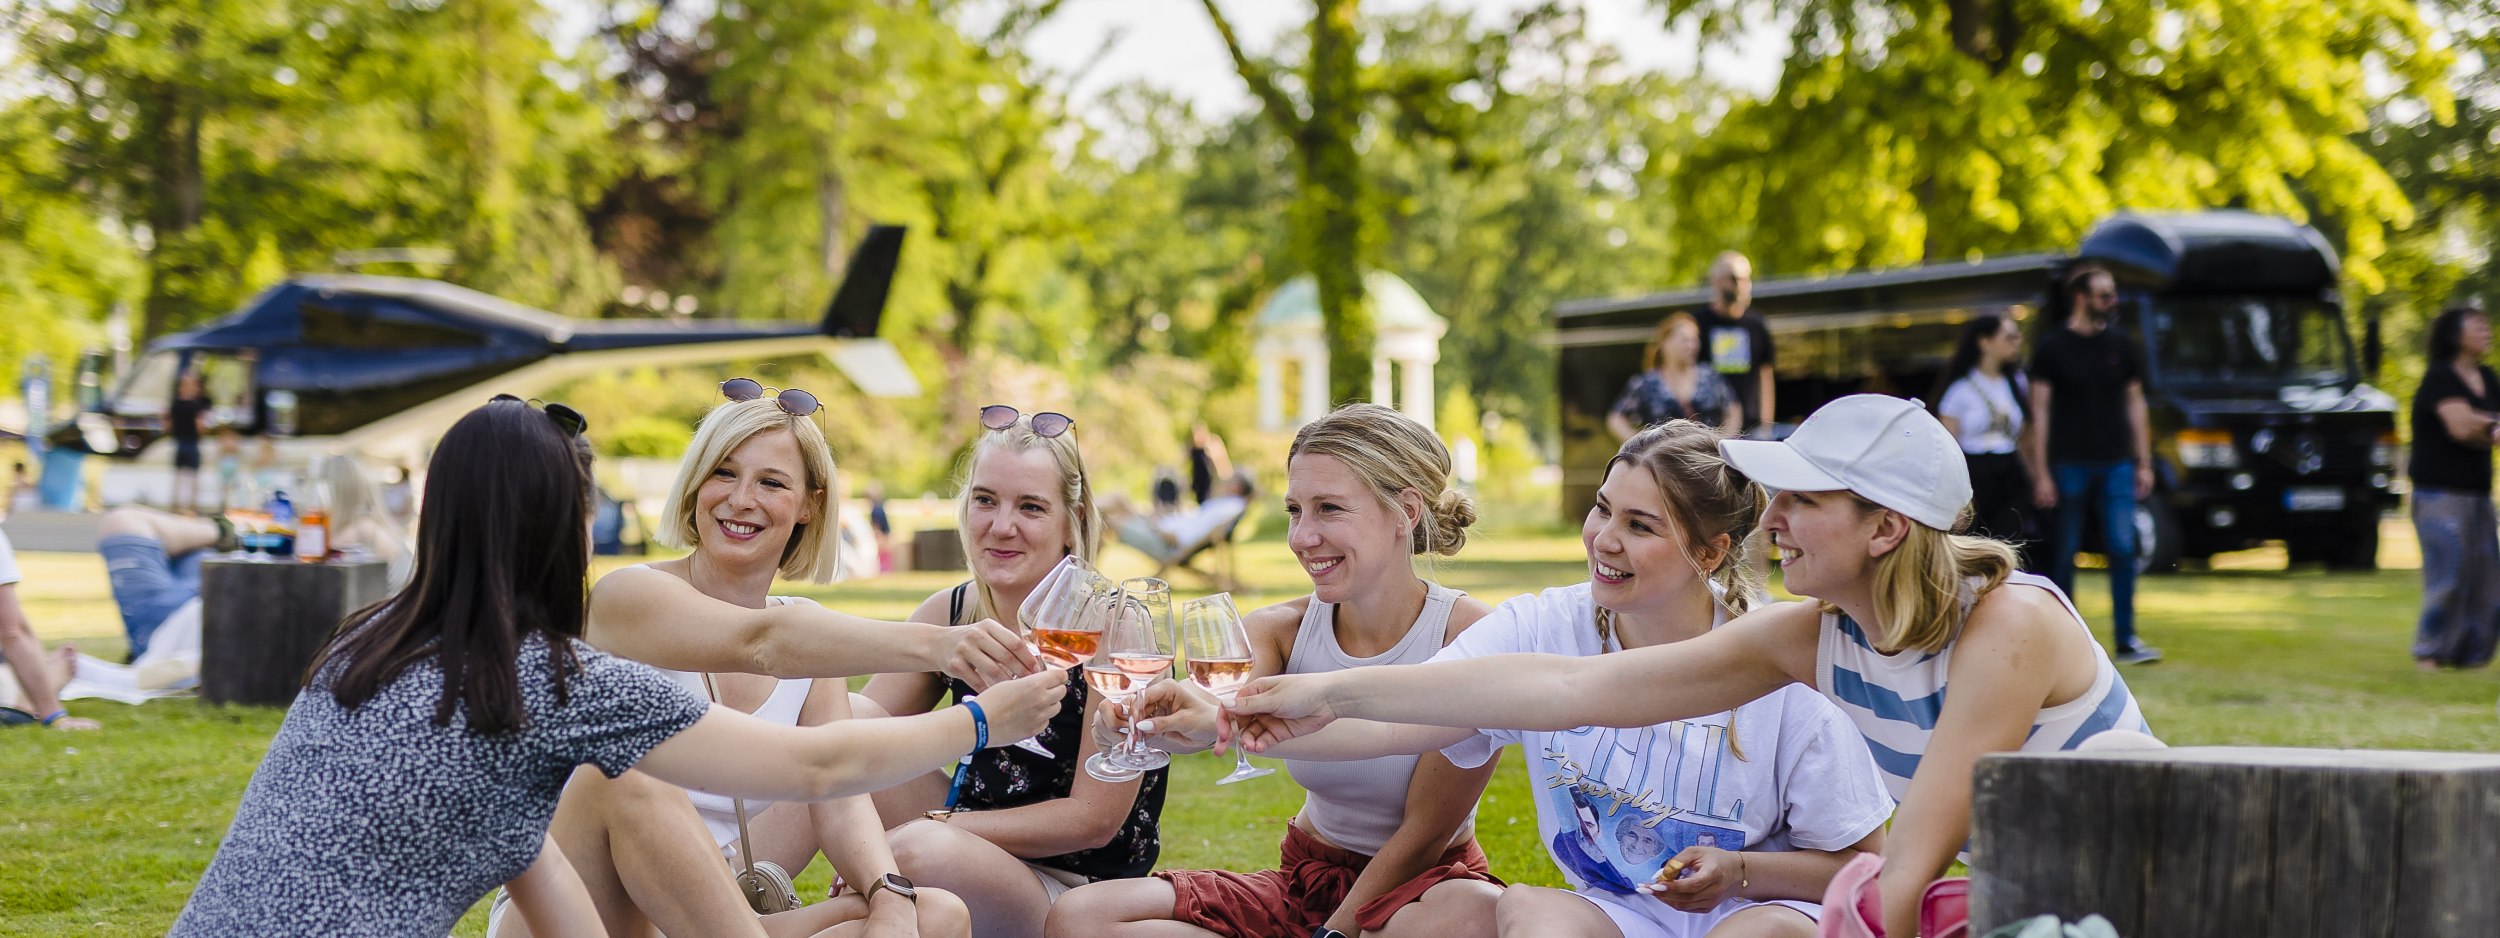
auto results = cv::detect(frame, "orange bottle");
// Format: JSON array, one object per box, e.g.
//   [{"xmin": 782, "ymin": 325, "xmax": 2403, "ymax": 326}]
[{"xmin": 295, "ymin": 507, "xmax": 329, "ymax": 563}]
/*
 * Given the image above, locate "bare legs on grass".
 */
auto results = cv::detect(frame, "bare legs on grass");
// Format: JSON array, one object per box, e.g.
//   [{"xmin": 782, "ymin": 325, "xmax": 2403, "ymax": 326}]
[{"xmin": 497, "ymin": 767, "xmax": 969, "ymax": 938}]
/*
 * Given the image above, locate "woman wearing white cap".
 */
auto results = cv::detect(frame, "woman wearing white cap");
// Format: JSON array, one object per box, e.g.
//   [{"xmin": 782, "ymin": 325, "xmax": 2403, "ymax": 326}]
[{"xmin": 1227, "ymin": 394, "xmax": 2154, "ymax": 938}]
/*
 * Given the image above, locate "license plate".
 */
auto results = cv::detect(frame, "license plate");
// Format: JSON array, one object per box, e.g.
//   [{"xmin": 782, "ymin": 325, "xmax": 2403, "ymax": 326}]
[{"xmin": 2284, "ymin": 487, "xmax": 2345, "ymax": 511}]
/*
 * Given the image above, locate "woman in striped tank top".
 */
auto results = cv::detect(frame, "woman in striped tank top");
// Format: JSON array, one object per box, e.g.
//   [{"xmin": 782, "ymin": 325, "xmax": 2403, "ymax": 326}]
[
  {"xmin": 1049, "ymin": 403, "xmax": 1504, "ymax": 938},
  {"xmin": 1231, "ymin": 395, "xmax": 2155, "ymax": 938}
]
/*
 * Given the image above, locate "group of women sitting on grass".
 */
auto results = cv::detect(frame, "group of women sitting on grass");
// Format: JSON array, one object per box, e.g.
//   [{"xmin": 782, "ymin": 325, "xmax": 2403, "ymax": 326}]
[{"xmin": 168, "ymin": 382, "xmax": 2154, "ymax": 938}]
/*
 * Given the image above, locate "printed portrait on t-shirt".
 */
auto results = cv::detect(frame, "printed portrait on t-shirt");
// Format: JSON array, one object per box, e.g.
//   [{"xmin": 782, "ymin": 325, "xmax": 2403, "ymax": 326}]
[
  {"xmin": 1536, "ymin": 718, "xmax": 1750, "ymax": 894},
  {"xmin": 1709, "ymin": 327, "xmax": 1753, "ymax": 374}
]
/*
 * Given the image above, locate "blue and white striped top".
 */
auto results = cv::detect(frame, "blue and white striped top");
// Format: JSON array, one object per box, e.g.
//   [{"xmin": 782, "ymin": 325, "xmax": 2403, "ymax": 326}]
[{"xmin": 1813, "ymin": 571, "xmax": 2152, "ymax": 801}]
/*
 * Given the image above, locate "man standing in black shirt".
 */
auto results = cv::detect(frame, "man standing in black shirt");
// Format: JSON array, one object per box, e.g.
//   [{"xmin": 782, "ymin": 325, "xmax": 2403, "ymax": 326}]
[
  {"xmin": 2026, "ymin": 263, "xmax": 2159, "ymax": 664},
  {"xmin": 1692, "ymin": 251, "xmax": 1777, "ymax": 434},
  {"xmin": 167, "ymin": 368, "xmax": 210, "ymax": 514}
]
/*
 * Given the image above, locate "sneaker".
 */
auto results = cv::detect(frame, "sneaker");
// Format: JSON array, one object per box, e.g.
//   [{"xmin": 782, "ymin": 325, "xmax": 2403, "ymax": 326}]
[{"xmin": 2113, "ymin": 644, "xmax": 2163, "ymax": 665}]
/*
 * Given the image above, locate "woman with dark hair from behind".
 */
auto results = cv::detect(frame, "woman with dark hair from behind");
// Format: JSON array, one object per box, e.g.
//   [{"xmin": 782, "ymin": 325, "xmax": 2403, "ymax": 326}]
[
  {"xmin": 1931, "ymin": 314, "xmax": 2041, "ymax": 562},
  {"xmin": 167, "ymin": 398, "xmax": 1069, "ymax": 937},
  {"xmin": 2409, "ymin": 306, "xmax": 2500, "ymax": 670}
]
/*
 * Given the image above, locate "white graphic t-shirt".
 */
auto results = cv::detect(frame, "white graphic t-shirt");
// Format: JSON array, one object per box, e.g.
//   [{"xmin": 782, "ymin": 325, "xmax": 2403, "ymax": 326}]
[{"xmin": 1433, "ymin": 584, "xmax": 1895, "ymax": 899}]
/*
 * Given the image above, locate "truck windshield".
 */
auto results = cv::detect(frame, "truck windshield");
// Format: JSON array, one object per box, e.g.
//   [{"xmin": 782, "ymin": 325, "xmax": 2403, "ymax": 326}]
[{"xmin": 2147, "ymin": 297, "xmax": 2354, "ymax": 389}]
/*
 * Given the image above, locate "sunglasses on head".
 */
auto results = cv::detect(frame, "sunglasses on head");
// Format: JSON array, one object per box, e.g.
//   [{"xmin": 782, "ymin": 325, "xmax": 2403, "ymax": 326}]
[
  {"xmin": 721, "ymin": 377, "xmax": 823, "ymax": 417},
  {"xmin": 980, "ymin": 404, "xmax": 1074, "ymax": 438},
  {"xmin": 490, "ymin": 394, "xmax": 588, "ymax": 437}
]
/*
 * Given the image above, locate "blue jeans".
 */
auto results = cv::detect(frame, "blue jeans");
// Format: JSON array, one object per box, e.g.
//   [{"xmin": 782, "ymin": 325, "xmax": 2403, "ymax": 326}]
[
  {"xmin": 98, "ymin": 534, "xmax": 203, "ymax": 660},
  {"xmin": 2048, "ymin": 460, "xmax": 2138, "ymax": 651},
  {"xmin": 2411, "ymin": 488, "xmax": 2500, "ymax": 667}
]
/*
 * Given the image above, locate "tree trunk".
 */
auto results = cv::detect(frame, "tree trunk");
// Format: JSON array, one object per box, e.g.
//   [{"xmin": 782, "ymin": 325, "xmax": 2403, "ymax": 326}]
[
  {"xmin": 1303, "ymin": 0, "xmax": 1375, "ymax": 407},
  {"xmin": 819, "ymin": 130, "xmax": 848, "ymax": 283},
  {"xmin": 138, "ymin": 83, "xmax": 206, "ymax": 343},
  {"xmin": 1972, "ymin": 746, "xmax": 2500, "ymax": 937}
]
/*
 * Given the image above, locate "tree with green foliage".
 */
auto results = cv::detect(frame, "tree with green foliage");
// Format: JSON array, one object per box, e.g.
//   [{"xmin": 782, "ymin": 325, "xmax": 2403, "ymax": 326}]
[
  {"xmin": 1658, "ymin": 0, "xmax": 2453, "ymax": 288},
  {"xmin": 7, "ymin": 0, "xmax": 618, "ymax": 337},
  {"xmin": 1202, "ymin": 0, "xmax": 1379, "ymax": 406},
  {"xmin": 1367, "ymin": 3, "xmax": 1702, "ymax": 445}
]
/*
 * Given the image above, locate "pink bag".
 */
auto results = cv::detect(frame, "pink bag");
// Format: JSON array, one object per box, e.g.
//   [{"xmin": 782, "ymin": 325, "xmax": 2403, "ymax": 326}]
[{"xmin": 1816, "ymin": 853, "xmax": 1971, "ymax": 938}]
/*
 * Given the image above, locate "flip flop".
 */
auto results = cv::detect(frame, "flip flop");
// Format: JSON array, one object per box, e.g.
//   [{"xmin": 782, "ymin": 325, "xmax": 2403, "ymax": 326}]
[{"xmin": 0, "ymin": 706, "xmax": 36, "ymax": 727}]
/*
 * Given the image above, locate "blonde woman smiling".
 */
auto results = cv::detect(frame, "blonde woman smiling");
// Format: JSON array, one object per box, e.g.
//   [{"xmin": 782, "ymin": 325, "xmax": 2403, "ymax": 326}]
[{"xmin": 503, "ymin": 387, "xmax": 1057, "ymax": 938}]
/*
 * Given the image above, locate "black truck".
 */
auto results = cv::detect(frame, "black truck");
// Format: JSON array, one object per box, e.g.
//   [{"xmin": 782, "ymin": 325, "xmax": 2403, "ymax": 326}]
[{"xmin": 1552, "ymin": 210, "xmax": 2399, "ymax": 571}]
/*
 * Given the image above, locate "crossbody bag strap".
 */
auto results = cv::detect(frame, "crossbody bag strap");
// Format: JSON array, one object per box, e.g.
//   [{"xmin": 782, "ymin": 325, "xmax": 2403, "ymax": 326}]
[{"xmin": 698, "ymin": 671, "xmax": 763, "ymax": 878}]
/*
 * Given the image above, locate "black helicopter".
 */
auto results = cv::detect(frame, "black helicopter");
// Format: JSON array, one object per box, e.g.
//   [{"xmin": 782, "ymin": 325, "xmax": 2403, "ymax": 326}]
[{"xmin": 52, "ymin": 226, "xmax": 913, "ymax": 468}]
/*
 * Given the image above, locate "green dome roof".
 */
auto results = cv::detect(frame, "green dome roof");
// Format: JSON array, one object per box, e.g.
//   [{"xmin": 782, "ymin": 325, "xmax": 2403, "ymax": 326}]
[{"xmin": 1254, "ymin": 272, "xmax": 1444, "ymax": 332}]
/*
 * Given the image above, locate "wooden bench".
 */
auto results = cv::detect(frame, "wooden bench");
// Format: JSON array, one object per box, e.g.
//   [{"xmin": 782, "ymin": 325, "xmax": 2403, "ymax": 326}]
[
  {"xmin": 1972, "ymin": 746, "xmax": 2500, "ymax": 937},
  {"xmin": 200, "ymin": 558, "xmax": 391, "ymax": 706}
]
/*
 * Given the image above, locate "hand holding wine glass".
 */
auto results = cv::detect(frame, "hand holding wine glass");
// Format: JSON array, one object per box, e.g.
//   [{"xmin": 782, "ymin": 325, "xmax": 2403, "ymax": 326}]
[
  {"xmin": 1224, "ymin": 672, "xmax": 1347, "ymax": 755},
  {"xmin": 1116, "ymin": 679, "xmax": 1225, "ymax": 752},
  {"xmin": 1177, "ymin": 592, "xmax": 1272, "ymax": 783},
  {"xmin": 1083, "ymin": 577, "xmax": 1175, "ymax": 783},
  {"xmin": 940, "ymin": 618, "xmax": 1041, "ymax": 691},
  {"xmin": 998, "ymin": 555, "xmax": 1109, "ymax": 758},
  {"xmin": 1022, "ymin": 556, "xmax": 1112, "ymax": 669}
]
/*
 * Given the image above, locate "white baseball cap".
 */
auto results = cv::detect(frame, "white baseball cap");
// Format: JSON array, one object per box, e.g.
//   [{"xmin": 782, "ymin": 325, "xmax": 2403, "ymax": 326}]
[{"xmin": 1718, "ymin": 394, "xmax": 1972, "ymax": 531}]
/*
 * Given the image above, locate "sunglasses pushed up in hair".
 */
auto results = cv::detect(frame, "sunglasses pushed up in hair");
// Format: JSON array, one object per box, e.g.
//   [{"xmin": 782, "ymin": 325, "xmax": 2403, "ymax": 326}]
[
  {"xmin": 489, "ymin": 394, "xmax": 588, "ymax": 437},
  {"xmin": 980, "ymin": 404, "xmax": 1073, "ymax": 438},
  {"xmin": 721, "ymin": 377, "xmax": 823, "ymax": 417}
]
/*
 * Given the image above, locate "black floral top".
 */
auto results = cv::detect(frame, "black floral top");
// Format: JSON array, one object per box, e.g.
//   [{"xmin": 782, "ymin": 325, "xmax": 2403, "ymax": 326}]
[
  {"xmin": 944, "ymin": 584, "xmax": 1166, "ymax": 881},
  {"xmin": 1611, "ymin": 368, "xmax": 1737, "ymax": 430}
]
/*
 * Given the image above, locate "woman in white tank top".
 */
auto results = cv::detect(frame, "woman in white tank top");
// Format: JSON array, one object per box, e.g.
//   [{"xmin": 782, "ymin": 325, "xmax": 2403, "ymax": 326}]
[
  {"xmin": 1229, "ymin": 396, "xmax": 2157, "ymax": 938},
  {"xmin": 1048, "ymin": 403, "xmax": 1503, "ymax": 938},
  {"xmin": 495, "ymin": 394, "xmax": 1049, "ymax": 938}
]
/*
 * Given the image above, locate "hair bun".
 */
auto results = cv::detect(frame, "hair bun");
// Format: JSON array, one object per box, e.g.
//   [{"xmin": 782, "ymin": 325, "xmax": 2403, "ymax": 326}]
[{"xmin": 1420, "ymin": 487, "xmax": 1477, "ymax": 556}]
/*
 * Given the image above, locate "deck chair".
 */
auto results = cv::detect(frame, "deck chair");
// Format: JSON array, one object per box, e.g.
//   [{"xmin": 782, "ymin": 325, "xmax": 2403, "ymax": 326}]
[{"xmin": 1154, "ymin": 500, "xmax": 1260, "ymax": 593}]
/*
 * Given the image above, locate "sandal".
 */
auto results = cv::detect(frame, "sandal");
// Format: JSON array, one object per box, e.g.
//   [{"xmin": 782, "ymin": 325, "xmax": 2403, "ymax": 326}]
[
  {"xmin": 211, "ymin": 515, "xmax": 241, "ymax": 553},
  {"xmin": 0, "ymin": 706, "xmax": 36, "ymax": 727}
]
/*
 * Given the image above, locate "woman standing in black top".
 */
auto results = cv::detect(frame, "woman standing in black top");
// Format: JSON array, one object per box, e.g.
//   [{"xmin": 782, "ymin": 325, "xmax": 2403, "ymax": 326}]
[
  {"xmin": 862, "ymin": 408, "xmax": 1166, "ymax": 938},
  {"xmin": 2409, "ymin": 306, "xmax": 2500, "ymax": 670}
]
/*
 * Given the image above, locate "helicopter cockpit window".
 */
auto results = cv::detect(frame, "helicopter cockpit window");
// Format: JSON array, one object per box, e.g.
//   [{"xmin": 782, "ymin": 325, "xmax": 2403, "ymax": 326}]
[
  {"xmin": 113, "ymin": 350, "xmax": 258, "ymax": 430},
  {"xmin": 300, "ymin": 298, "xmax": 485, "ymax": 349},
  {"xmin": 115, "ymin": 350, "xmax": 181, "ymax": 417}
]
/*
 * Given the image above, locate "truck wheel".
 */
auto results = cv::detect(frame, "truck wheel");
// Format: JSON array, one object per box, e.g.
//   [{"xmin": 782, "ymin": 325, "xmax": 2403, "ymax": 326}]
[{"xmin": 2133, "ymin": 499, "xmax": 2182, "ymax": 575}]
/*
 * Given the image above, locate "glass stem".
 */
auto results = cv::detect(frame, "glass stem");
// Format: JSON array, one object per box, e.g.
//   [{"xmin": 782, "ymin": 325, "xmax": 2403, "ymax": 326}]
[{"xmin": 1122, "ymin": 695, "xmax": 1144, "ymax": 757}]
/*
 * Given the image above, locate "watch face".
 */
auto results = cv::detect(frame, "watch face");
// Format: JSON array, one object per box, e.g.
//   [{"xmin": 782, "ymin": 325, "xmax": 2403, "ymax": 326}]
[{"xmin": 881, "ymin": 873, "xmax": 917, "ymax": 898}]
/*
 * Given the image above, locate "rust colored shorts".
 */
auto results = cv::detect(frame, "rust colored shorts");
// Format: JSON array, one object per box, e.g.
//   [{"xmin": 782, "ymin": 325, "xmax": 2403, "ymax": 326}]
[{"xmin": 1157, "ymin": 823, "xmax": 1502, "ymax": 937}]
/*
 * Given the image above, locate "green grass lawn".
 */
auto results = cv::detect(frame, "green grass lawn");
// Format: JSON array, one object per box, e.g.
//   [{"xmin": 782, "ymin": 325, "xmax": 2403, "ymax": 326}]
[{"xmin": 3, "ymin": 524, "xmax": 2495, "ymax": 935}]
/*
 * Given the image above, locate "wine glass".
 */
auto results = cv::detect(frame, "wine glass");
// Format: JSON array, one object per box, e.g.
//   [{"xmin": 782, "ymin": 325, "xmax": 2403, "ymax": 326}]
[
  {"xmin": 1023, "ymin": 556, "xmax": 1109, "ymax": 669},
  {"xmin": 996, "ymin": 557, "xmax": 1105, "ymax": 758},
  {"xmin": 1084, "ymin": 577, "xmax": 1175, "ymax": 782},
  {"xmin": 223, "ymin": 477, "xmax": 269, "ymax": 561},
  {"xmin": 1179, "ymin": 592, "xmax": 1273, "ymax": 784}
]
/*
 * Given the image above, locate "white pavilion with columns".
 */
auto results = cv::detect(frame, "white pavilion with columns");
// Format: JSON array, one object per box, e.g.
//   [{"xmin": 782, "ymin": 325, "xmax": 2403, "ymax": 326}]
[{"xmin": 1252, "ymin": 271, "xmax": 1448, "ymax": 431}]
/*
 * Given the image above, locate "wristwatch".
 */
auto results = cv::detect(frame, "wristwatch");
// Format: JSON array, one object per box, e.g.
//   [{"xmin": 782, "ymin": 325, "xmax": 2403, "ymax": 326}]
[
  {"xmin": 863, "ymin": 872, "xmax": 918, "ymax": 903},
  {"xmin": 1310, "ymin": 928, "xmax": 1349, "ymax": 938}
]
